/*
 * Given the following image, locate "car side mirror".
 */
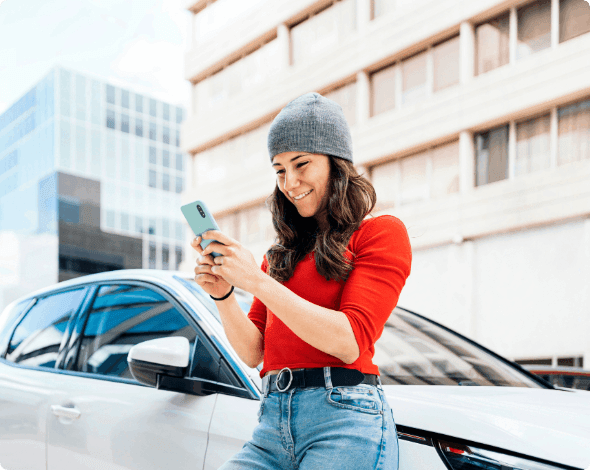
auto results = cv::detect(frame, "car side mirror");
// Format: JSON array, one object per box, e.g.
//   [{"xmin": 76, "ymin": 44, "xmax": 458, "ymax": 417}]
[{"xmin": 127, "ymin": 337, "xmax": 190, "ymax": 387}]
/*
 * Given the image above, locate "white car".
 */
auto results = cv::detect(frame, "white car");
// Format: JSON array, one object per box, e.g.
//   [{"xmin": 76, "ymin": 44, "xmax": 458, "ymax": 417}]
[{"xmin": 0, "ymin": 269, "xmax": 588, "ymax": 470}]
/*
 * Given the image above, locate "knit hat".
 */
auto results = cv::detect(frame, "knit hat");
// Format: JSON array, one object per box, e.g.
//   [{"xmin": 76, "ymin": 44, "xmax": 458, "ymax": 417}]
[{"xmin": 267, "ymin": 92, "xmax": 353, "ymax": 163}]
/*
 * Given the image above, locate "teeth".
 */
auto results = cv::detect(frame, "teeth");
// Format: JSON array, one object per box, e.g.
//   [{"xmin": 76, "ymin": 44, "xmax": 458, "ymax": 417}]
[{"xmin": 294, "ymin": 190, "xmax": 312, "ymax": 200}]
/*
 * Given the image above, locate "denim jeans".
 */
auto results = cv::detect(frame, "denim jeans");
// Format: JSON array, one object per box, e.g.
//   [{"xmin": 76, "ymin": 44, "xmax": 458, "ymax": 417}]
[{"xmin": 218, "ymin": 367, "xmax": 399, "ymax": 470}]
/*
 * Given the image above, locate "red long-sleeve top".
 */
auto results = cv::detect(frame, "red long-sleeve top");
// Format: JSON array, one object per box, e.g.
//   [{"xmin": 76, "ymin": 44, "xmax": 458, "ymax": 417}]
[{"xmin": 248, "ymin": 215, "xmax": 412, "ymax": 378}]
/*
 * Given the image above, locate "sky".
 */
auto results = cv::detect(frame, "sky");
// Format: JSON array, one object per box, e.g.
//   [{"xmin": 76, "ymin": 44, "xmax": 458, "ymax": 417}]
[{"xmin": 0, "ymin": 0, "xmax": 192, "ymax": 115}]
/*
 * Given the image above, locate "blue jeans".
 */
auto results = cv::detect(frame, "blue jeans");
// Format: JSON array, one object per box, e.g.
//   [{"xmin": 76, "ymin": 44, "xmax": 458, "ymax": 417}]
[{"xmin": 219, "ymin": 367, "xmax": 399, "ymax": 470}]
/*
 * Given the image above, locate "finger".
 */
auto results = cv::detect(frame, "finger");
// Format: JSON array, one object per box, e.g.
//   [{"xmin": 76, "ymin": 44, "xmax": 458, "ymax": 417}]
[
  {"xmin": 202, "ymin": 230, "xmax": 238, "ymax": 247},
  {"xmin": 190, "ymin": 236, "xmax": 202, "ymax": 254},
  {"xmin": 201, "ymin": 240, "xmax": 230, "ymax": 257},
  {"xmin": 198, "ymin": 254, "xmax": 215, "ymax": 266}
]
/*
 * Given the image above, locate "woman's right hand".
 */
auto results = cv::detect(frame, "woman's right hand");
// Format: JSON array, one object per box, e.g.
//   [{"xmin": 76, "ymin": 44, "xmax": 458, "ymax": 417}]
[{"xmin": 191, "ymin": 236, "xmax": 232, "ymax": 298}]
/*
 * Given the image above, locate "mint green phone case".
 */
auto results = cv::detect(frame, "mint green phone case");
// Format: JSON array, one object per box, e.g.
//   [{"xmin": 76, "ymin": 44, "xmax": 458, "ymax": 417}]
[{"xmin": 181, "ymin": 200, "xmax": 223, "ymax": 257}]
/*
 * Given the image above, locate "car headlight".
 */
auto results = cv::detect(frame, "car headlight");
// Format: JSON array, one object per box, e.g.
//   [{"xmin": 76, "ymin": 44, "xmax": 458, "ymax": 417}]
[{"xmin": 438, "ymin": 440, "xmax": 563, "ymax": 470}]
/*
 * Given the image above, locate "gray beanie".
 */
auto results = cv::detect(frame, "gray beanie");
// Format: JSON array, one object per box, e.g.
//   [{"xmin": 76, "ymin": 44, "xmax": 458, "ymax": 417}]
[{"xmin": 267, "ymin": 92, "xmax": 353, "ymax": 163}]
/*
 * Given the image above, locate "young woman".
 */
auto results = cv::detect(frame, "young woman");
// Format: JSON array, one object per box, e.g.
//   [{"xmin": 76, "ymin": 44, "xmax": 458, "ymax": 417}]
[{"xmin": 192, "ymin": 92, "xmax": 412, "ymax": 470}]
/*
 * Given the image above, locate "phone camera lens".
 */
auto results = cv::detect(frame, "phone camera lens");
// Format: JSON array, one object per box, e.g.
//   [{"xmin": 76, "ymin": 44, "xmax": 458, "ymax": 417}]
[{"xmin": 197, "ymin": 205, "xmax": 205, "ymax": 218}]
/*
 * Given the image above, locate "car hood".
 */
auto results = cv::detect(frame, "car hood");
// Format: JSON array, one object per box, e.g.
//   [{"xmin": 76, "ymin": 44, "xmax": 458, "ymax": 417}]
[{"xmin": 383, "ymin": 385, "xmax": 590, "ymax": 468}]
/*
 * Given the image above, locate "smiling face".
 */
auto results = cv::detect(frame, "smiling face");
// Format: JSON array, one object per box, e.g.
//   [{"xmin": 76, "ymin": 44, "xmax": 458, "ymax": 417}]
[{"xmin": 272, "ymin": 151, "xmax": 331, "ymax": 228}]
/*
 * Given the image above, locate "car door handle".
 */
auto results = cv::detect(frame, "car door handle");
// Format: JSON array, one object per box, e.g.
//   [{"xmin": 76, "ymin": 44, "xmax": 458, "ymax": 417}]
[{"xmin": 51, "ymin": 405, "xmax": 81, "ymax": 420}]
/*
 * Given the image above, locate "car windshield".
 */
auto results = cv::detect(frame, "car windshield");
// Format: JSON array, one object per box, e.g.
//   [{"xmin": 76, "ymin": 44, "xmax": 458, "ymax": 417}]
[
  {"xmin": 374, "ymin": 309, "xmax": 543, "ymax": 387},
  {"xmin": 176, "ymin": 280, "xmax": 543, "ymax": 388}
]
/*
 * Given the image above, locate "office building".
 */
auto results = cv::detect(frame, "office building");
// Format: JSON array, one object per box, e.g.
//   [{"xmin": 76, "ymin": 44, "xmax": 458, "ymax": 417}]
[
  {"xmin": 0, "ymin": 66, "xmax": 189, "ymax": 311},
  {"xmin": 181, "ymin": 0, "xmax": 590, "ymax": 367}
]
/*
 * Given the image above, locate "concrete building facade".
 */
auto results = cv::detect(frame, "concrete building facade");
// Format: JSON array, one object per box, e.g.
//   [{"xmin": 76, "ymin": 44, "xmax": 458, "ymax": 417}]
[
  {"xmin": 181, "ymin": 0, "xmax": 590, "ymax": 366},
  {"xmin": 0, "ymin": 67, "xmax": 189, "ymax": 311}
]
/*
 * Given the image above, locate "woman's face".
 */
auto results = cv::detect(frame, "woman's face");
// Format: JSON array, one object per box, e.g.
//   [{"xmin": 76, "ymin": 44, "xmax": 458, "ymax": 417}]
[{"xmin": 272, "ymin": 151, "xmax": 331, "ymax": 224}]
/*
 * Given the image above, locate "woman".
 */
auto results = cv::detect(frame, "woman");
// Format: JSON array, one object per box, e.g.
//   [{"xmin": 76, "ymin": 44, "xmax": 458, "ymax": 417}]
[{"xmin": 192, "ymin": 92, "xmax": 412, "ymax": 470}]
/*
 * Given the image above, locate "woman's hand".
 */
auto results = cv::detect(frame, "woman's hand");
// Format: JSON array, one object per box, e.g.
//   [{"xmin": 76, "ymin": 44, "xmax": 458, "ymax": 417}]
[{"xmin": 191, "ymin": 230, "xmax": 263, "ymax": 295}]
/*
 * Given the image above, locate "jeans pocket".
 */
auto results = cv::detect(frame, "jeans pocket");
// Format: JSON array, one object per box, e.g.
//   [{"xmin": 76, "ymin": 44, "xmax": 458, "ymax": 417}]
[{"xmin": 326, "ymin": 385, "xmax": 382, "ymax": 415}]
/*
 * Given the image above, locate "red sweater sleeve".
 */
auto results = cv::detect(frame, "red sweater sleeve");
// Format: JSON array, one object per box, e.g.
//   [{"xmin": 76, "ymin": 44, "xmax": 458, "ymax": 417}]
[
  {"xmin": 247, "ymin": 254, "xmax": 269, "ymax": 343},
  {"xmin": 340, "ymin": 216, "xmax": 412, "ymax": 356}
]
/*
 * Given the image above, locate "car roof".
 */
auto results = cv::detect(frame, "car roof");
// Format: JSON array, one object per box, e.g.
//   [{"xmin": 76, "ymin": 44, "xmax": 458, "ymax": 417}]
[{"xmin": 14, "ymin": 269, "xmax": 249, "ymax": 301}]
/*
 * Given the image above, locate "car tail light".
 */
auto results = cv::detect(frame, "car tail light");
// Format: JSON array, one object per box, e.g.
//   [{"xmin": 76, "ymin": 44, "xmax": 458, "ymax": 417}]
[{"xmin": 438, "ymin": 440, "xmax": 564, "ymax": 470}]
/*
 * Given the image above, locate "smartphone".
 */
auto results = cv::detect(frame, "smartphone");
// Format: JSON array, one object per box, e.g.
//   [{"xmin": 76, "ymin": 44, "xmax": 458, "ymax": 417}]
[{"xmin": 181, "ymin": 200, "xmax": 224, "ymax": 257}]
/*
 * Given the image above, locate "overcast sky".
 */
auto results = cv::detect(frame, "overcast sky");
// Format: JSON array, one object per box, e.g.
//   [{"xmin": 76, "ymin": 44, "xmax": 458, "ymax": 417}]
[{"xmin": 0, "ymin": 0, "xmax": 191, "ymax": 115}]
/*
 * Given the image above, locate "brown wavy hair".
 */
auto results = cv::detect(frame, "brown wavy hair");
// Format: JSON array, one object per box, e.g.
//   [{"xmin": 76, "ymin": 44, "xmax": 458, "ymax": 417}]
[{"xmin": 265, "ymin": 156, "xmax": 377, "ymax": 283}]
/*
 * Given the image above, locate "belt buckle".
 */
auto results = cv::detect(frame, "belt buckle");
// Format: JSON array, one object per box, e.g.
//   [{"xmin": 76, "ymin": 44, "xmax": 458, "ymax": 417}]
[{"xmin": 276, "ymin": 367, "xmax": 293, "ymax": 392}]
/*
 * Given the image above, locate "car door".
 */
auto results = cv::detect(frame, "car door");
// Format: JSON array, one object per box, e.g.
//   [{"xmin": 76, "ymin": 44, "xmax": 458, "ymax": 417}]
[
  {"xmin": 45, "ymin": 281, "xmax": 245, "ymax": 470},
  {"xmin": 0, "ymin": 287, "xmax": 89, "ymax": 470}
]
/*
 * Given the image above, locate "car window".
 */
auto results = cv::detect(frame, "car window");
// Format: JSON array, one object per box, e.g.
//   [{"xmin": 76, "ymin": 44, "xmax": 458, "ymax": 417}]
[
  {"xmin": 5, "ymin": 289, "xmax": 86, "ymax": 368},
  {"xmin": 374, "ymin": 309, "xmax": 542, "ymax": 387},
  {"xmin": 75, "ymin": 284, "xmax": 198, "ymax": 380},
  {"xmin": 0, "ymin": 298, "xmax": 34, "ymax": 354}
]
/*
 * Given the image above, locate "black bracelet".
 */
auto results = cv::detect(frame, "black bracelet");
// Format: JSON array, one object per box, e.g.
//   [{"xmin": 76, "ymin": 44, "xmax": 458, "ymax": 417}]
[{"xmin": 210, "ymin": 286, "xmax": 234, "ymax": 301}]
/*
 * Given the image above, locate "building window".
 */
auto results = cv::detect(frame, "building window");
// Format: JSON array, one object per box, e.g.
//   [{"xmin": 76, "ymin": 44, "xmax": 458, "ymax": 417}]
[
  {"xmin": 475, "ymin": 125, "xmax": 509, "ymax": 186},
  {"xmin": 402, "ymin": 51, "xmax": 428, "ymax": 105},
  {"xmin": 106, "ymin": 210, "xmax": 115, "ymax": 228},
  {"xmin": 162, "ymin": 218, "xmax": 170, "ymax": 238},
  {"xmin": 135, "ymin": 216, "xmax": 143, "ymax": 233},
  {"xmin": 176, "ymin": 153, "xmax": 183, "ymax": 171},
  {"xmin": 176, "ymin": 222, "xmax": 184, "ymax": 241},
  {"xmin": 324, "ymin": 82, "xmax": 357, "ymax": 126},
  {"xmin": 163, "ymin": 103, "xmax": 170, "ymax": 121},
  {"xmin": 121, "ymin": 113, "xmax": 129, "ymax": 133},
  {"xmin": 162, "ymin": 150, "xmax": 170, "ymax": 168},
  {"xmin": 106, "ymin": 84, "xmax": 115, "ymax": 105},
  {"xmin": 163, "ymin": 126, "xmax": 170, "ymax": 145},
  {"xmin": 121, "ymin": 212, "xmax": 129, "ymax": 231},
  {"xmin": 162, "ymin": 244, "xmax": 169, "ymax": 270},
  {"xmin": 475, "ymin": 13, "xmax": 510, "ymax": 75},
  {"xmin": 175, "ymin": 246, "xmax": 183, "ymax": 270},
  {"xmin": 560, "ymin": 0, "xmax": 590, "ymax": 42},
  {"xmin": 515, "ymin": 113, "xmax": 551, "ymax": 176},
  {"xmin": 106, "ymin": 109, "xmax": 115, "ymax": 129},
  {"xmin": 371, "ymin": 64, "xmax": 396, "ymax": 116},
  {"xmin": 135, "ymin": 94, "xmax": 143, "ymax": 113},
  {"xmin": 121, "ymin": 90, "xmax": 129, "ymax": 109},
  {"xmin": 149, "ymin": 242, "xmax": 156, "ymax": 269},
  {"xmin": 433, "ymin": 36, "xmax": 460, "ymax": 92},
  {"xmin": 371, "ymin": 140, "xmax": 460, "ymax": 207},
  {"xmin": 162, "ymin": 172, "xmax": 170, "ymax": 191},
  {"xmin": 291, "ymin": 0, "xmax": 356, "ymax": 65},
  {"xmin": 148, "ymin": 218, "xmax": 156, "ymax": 235},
  {"xmin": 175, "ymin": 176, "xmax": 183, "ymax": 194},
  {"xmin": 135, "ymin": 118, "xmax": 143, "ymax": 137},
  {"xmin": 149, "ymin": 122, "xmax": 157, "ymax": 141},
  {"xmin": 149, "ymin": 99, "xmax": 157, "ymax": 118},
  {"xmin": 176, "ymin": 130, "xmax": 180, "ymax": 147},
  {"xmin": 517, "ymin": 0, "xmax": 552, "ymax": 60},
  {"xmin": 149, "ymin": 147, "xmax": 157, "ymax": 165},
  {"xmin": 176, "ymin": 107, "xmax": 183, "ymax": 124},
  {"xmin": 149, "ymin": 169, "xmax": 157, "ymax": 188},
  {"xmin": 59, "ymin": 198, "xmax": 80, "ymax": 224},
  {"xmin": 558, "ymin": 97, "xmax": 590, "ymax": 165}
]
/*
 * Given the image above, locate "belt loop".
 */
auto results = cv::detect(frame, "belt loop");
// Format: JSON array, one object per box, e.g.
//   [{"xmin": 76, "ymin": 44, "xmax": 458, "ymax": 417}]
[
  {"xmin": 323, "ymin": 366, "xmax": 333, "ymax": 390},
  {"xmin": 377, "ymin": 375, "xmax": 383, "ymax": 391},
  {"xmin": 263, "ymin": 376, "xmax": 269, "ymax": 397}
]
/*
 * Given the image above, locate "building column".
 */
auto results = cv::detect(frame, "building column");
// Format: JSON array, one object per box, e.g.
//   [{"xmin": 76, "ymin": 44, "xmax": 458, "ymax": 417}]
[
  {"xmin": 277, "ymin": 23, "xmax": 291, "ymax": 68},
  {"xmin": 509, "ymin": 7, "xmax": 518, "ymax": 63},
  {"xmin": 356, "ymin": 0, "xmax": 372, "ymax": 33},
  {"xmin": 459, "ymin": 21, "xmax": 475, "ymax": 84},
  {"xmin": 551, "ymin": 0, "xmax": 560, "ymax": 48},
  {"xmin": 459, "ymin": 130, "xmax": 475, "ymax": 193},
  {"xmin": 356, "ymin": 70, "xmax": 370, "ymax": 125}
]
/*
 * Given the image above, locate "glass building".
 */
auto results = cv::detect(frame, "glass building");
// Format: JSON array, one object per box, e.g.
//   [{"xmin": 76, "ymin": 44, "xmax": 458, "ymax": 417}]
[{"xmin": 0, "ymin": 66, "xmax": 188, "ymax": 311}]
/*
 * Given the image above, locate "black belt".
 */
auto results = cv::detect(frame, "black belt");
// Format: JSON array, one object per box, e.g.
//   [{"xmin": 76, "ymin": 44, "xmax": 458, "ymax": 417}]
[{"xmin": 262, "ymin": 367, "xmax": 379, "ymax": 394}]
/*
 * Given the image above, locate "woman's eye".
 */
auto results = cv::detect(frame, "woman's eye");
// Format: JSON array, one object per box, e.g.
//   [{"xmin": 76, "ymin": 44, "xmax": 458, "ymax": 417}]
[{"xmin": 276, "ymin": 162, "xmax": 308, "ymax": 176}]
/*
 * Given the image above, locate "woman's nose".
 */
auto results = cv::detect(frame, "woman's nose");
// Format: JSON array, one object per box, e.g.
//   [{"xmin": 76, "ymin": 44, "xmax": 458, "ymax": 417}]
[{"xmin": 283, "ymin": 170, "xmax": 300, "ymax": 192}]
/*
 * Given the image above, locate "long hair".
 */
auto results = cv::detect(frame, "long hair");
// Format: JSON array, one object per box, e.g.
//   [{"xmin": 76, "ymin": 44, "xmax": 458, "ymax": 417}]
[{"xmin": 265, "ymin": 156, "xmax": 377, "ymax": 283}]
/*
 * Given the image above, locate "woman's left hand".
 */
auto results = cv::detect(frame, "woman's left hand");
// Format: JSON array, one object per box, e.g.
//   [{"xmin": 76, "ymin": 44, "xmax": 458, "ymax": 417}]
[{"xmin": 197, "ymin": 230, "xmax": 264, "ymax": 294}]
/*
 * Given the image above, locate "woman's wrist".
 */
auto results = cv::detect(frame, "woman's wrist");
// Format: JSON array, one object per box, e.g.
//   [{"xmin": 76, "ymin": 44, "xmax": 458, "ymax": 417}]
[{"xmin": 210, "ymin": 285, "xmax": 234, "ymax": 301}]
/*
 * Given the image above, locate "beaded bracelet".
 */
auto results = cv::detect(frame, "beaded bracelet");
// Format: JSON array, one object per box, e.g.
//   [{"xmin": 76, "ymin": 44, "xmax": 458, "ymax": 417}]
[{"xmin": 210, "ymin": 285, "xmax": 234, "ymax": 301}]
